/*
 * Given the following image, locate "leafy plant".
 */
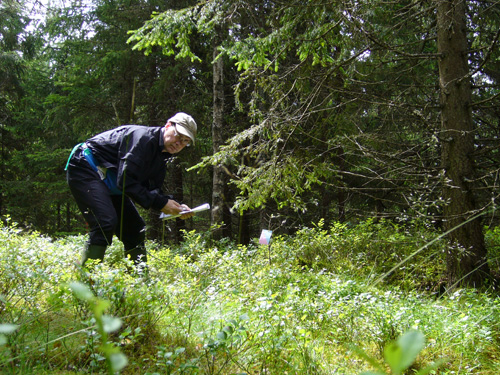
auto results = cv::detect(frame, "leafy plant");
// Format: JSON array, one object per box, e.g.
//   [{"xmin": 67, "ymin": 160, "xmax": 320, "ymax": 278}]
[
  {"xmin": 290, "ymin": 218, "xmax": 447, "ymax": 291},
  {"xmin": 69, "ymin": 281, "xmax": 127, "ymax": 374},
  {"xmin": 0, "ymin": 321, "xmax": 19, "ymax": 362},
  {"xmin": 357, "ymin": 330, "xmax": 441, "ymax": 375},
  {"xmin": 0, "ymin": 220, "xmax": 499, "ymax": 374}
]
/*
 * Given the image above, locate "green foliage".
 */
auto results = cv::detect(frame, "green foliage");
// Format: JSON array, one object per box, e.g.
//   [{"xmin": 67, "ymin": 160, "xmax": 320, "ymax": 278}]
[
  {"xmin": 1, "ymin": 0, "xmax": 213, "ymax": 237},
  {"xmin": 128, "ymin": 7, "xmax": 202, "ymax": 62},
  {"xmin": 383, "ymin": 330, "xmax": 425, "ymax": 375},
  {"xmin": 227, "ymin": 1, "xmax": 345, "ymax": 71},
  {"xmin": 289, "ymin": 218, "xmax": 447, "ymax": 291},
  {"xmin": 4, "ymin": 0, "xmax": 500, "ymax": 251},
  {"xmin": 138, "ymin": 0, "xmax": 446, "ymax": 221},
  {"xmin": 69, "ymin": 281, "xmax": 128, "ymax": 374},
  {"xmin": 484, "ymin": 226, "xmax": 500, "ymax": 272},
  {"xmin": 0, "ymin": 323, "xmax": 18, "ymax": 346},
  {"xmin": 2, "ymin": 146, "xmax": 72, "ymax": 232},
  {"xmin": 358, "ymin": 330, "xmax": 442, "ymax": 375},
  {"xmin": 1, "ymin": 220, "xmax": 500, "ymax": 373},
  {"xmin": 0, "ymin": 0, "xmax": 31, "ymax": 91}
]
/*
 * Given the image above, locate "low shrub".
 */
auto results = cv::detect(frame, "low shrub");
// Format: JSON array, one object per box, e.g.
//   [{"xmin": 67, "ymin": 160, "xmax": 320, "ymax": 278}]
[
  {"xmin": 1, "ymin": 219, "xmax": 499, "ymax": 374},
  {"xmin": 289, "ymin": 218, "xmax": 447, "ymax": 291}
]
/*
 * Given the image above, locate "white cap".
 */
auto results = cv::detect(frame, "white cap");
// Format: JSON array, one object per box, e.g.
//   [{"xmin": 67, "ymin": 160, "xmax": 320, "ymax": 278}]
[{"xmin": 167, "ymin": 112, "xmax": 197, "ymax": 145}]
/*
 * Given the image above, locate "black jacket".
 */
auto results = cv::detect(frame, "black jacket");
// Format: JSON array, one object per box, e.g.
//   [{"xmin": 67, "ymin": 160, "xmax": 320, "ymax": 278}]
[{"xmin": 86, "ymin": 125, "xmax": 171, "ymax": 210}]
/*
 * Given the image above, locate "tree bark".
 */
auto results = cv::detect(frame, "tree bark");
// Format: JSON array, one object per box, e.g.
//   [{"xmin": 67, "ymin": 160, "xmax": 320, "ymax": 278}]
[
  {"xmin": 57, "ymin": 203, "xmax": 61, "ymax": 232},
  {"xmin": 0, "ymin": 124, "xmax": 4, "ymax": 218},
  {"xmin": 171, "ymin": 157, "xmax": 186, "ymax": 244},
  {"xmin": 66, "ymin": 202, "xmax": 71, "ymax": 232},
  {"xmin": 211, "ymin": 35, "xmax": 227, "ymax": 240},
  {"xmin": 436, "ymin": 0, "xmax": 490, "ymax": 286},
  {"xmin": 146, "ymin": 58, "xmax": 164, "ymax": 241}
]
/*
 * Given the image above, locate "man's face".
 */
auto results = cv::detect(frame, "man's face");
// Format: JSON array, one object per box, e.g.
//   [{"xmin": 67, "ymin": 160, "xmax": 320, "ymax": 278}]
[{"xmin": 163, "ymin": 123, "xmax": 191, "ymax": 153}]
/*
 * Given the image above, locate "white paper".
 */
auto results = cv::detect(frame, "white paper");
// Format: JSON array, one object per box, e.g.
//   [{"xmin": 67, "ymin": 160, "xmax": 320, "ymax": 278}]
[
  {"xmin": 160, "ymin": 203, "xmax": 210, "ymax": 220},
  {"xmin": 259, "ymin": 229, "xmax": 273, "ymax": 245}
]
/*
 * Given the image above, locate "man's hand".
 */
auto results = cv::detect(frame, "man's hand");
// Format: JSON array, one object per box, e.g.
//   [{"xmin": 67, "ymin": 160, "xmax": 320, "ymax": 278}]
[{"xmin": 161, "ymin": 200, "xmax": 195, "ymax": 219}]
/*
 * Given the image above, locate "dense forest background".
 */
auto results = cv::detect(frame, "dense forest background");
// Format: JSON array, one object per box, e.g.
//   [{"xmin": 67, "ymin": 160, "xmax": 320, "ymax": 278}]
[{"xmin": 1, "ymin": 0, "xmax": 500, "ymax": 287}]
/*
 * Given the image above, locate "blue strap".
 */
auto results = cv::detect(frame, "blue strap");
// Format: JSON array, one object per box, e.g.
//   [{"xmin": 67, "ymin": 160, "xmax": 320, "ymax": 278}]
[
  {"xmin": 66, "ymin": 143, "xmax": 122, "ymax": 195},
  {"xmin": 102, "ymin": 169, "xmax": 122, "ymax": 195},
  {"xmin": 80, "ymin": 144, "xmax": 100, "ymax": 172}
]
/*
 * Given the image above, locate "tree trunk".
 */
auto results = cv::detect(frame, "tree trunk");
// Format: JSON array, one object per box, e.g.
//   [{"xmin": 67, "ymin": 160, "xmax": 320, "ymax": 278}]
[
  {"xmin": 0, "ymin": 125, "xmax": 4, "ymax": 217},
  {"xmin": 146, "ymin": 58, "xmax": 163, "ymax": 241},
  {"xmin": 66, "ymin": 202, "xmax": 71, "ymax": 232},
  {"xmin": 211, "ymin": 36, "xmax": 227, "ymax": 240},
  {"xmin": 436, "ymin": 0, "xmax": 490, "ymax": 287},
  {"xmin": 238, "ymin": 210, "xmax": 250, "ymax": 245},
  {"xmin": 336, "ymin": 146, "xmax": 346, "ymax": 223},
  {"xmin": 57, "ymin": 203, "xmax": 61, "ymax": 232},
  {"xmin": 150, "ymin": 158, "xmax": 185, "ymax": 244},
  {"xmin": 172, "ymin": 157, "xmax": 186, "ymax": 243}
]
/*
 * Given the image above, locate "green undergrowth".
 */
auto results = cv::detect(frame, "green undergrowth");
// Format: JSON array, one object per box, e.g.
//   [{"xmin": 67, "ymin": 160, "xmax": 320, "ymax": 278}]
[{"xmin": 1, "ymin": 219, "xmax": 500, "ymax": 374}]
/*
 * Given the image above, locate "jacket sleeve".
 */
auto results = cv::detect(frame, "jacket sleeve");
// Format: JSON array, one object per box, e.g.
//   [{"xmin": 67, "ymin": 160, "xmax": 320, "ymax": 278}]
[{"xmin": 116, "ymin": 131, "xmax": 170, "ymax": 210}]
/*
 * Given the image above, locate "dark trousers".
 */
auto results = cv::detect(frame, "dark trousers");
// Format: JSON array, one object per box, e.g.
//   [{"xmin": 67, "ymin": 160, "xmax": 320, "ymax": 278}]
[{"xmin": 66, "ymin": 149, "xmax": 146, "ymax": 253}]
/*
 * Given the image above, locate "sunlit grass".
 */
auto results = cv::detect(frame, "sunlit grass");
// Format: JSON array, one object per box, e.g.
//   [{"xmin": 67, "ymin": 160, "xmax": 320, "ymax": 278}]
[{"xmin": 1, "ymin": 219, "xmax": 499, "ymax": 374}]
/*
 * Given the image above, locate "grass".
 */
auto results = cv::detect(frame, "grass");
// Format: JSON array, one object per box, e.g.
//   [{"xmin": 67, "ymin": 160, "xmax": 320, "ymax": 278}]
[{"xmin": 0, "ymin": 218, "xmax": 499, "ymax": 374}]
